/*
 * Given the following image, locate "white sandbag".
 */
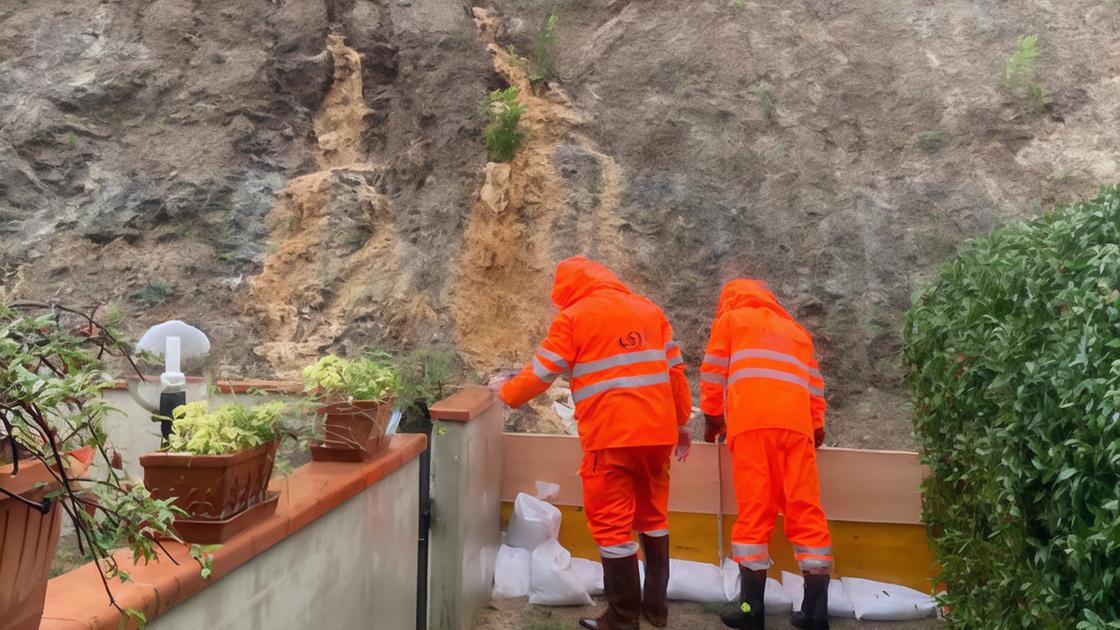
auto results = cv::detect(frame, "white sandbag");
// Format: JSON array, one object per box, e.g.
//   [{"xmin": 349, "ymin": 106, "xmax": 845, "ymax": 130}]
[
  {"xmin": 571, "ymin": 558, "xmax": 604, "ymax": 596},
  {"xmin": 492, "ymin": 545, "xmax": 532, "ymax": 599},
  {"xmin": 842, "ymin": 577, "xmax": 936, "ymax": 621},
  {"xmin": 781, "ymin": 571, "xmax": 855, "ymax": 618},
  {"xmin": 721, "ymin": 558, "xmax": 740, "ymax": 603},
  {"xmin": 720, "ymin": 560, "xmax": 792, "ymax": 614},
  {"xmin": 506, "ymin": 492, "xmax": 562, "ymax": 551},
  {"xmin": 667, "ymin": 559, "xmax": 725, "ymax": 602},
  {"xmin": 765, "ymin": 578, "xmax": 793, "ymax": 614},
  {"xmin": 529, "ymin": 539, "xmax": 594, "ymax": 606},
  {"xmin": 535, "ymin": 480, "xmax": 560, "ymax": 501}
]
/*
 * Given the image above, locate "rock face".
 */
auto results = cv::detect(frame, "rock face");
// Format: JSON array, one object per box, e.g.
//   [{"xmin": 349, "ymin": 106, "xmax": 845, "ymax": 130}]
[{"xmin": 2, "ymin": 0, "xmax": 1118, "ymax": 449}]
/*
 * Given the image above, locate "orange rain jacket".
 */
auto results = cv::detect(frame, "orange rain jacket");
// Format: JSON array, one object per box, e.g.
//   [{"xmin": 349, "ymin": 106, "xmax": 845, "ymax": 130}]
[
  {"xmin": 499, "ymin": 257, "xmax": 692, "ymax": 451},
  {"xmin": 699, "ymin": 280, "xmax": 825, "ymax": 439}
]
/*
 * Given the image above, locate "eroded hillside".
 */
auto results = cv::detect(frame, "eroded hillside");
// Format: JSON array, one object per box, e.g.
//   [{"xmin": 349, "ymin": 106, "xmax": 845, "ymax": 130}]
[{"xmin": 2, "ymin": 0, "xmax": 1118, "ymax": 448}]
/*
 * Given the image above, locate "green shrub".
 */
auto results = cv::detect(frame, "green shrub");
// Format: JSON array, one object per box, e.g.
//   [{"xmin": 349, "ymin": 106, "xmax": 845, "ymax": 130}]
[
  {"xmin": 484, "ymin": 87, "xmax": 526, "ymax": 162},
  {"xmin": 755, "ymin": 81, "xmax": 775, "ymax": 122},
  {"xmin": 301, "ymin": 354, "xmax": 400, "ymax": 402},
  {"xmin": 904, "ymin": 185, "xmax": 1120, "ymax": 629},
  {"xmin": 533, "ymin": 13, "xmax": 559, "ymax": 85},
  {"xmin": 729, "ymin": 0, "xmax": 748, "ymax": 10},
  {"xmin": 506, "ymin": 13, "xmax": 558, "ymax": 94},
  {"xmin": 137, "ymin": 280, "xmax": 175, "ymax": 308},
  {"xmin": 169, "ymin": 400, "xmax": 286, "ymax": 455},
  {"xmin": 1004, "ymin": 34, "xmax": 1049, "ymax": 112},
  {"xmin": 917, "ymin": 130, "xmax": 946, "ymax": 152},
  {"xmin": 394, "ymin": 347, "xmax": 457, "ymax": 433}
]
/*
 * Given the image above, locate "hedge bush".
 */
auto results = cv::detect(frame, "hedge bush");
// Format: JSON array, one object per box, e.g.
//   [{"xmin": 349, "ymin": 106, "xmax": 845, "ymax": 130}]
[{"xmin": 905, "ymin": 185, "xmax": 1120, "ymax": 629}]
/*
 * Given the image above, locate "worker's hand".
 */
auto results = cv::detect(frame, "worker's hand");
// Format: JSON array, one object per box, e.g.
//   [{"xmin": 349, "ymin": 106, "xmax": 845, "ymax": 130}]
[
  {"xmin": 487, "ymin": 371, "xmax": 514, "ymax": 393},
  {"xmin": 813, "ymin": 427, "xmax": 825, "ymax": 448},
  {"xmin": 704, "ymin": 414, "xmax": 726, "ymax": 444},
  {"xmin": 675, "ymin": 427, "xmax": 692, "ymax": 463}
]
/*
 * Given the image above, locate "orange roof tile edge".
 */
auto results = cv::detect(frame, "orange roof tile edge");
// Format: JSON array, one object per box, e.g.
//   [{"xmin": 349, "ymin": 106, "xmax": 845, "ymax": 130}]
[
  {"xmin": 40, "ymin": 433, "xmax": 428, "ymax": 630},
  {"xmin": 428, "ymin": 386, "xmax": 497, "ymax": 422},
  {"xmin": 107, "ymin": 376, "xmax": 303, "ymax": 394}
]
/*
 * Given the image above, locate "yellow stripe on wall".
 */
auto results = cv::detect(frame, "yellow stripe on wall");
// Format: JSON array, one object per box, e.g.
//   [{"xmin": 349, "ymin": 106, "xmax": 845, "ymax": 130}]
[{"xmin": 501, "ymin": 503, "xmax": 937, "ymax": 592}]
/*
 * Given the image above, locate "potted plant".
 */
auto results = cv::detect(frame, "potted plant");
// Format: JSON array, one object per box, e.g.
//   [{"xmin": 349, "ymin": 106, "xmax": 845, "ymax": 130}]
[
  {"xmin": 139, "ymin": 400, "xmax": 286, "ymax": 544},
  {"xmin": 1, "ymin": 303, "xmax": 186, "ymax": 628},
  {"xmin": 301, "ymin": 354, "xmax": 398, "ymax": 461}
]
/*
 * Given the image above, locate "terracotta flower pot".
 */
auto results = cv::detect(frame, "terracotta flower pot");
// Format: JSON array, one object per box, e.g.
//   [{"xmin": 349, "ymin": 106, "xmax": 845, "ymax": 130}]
[
  {"xmin": 317, "ymin": 399, "xmax": 393, "ymax": 453},
  {"xmin": 140, "ymin": 440, "xmax": 279, "ymax": 521},
  {"xmin": 1, "ymin": 448, "xmax": 94, "ymax": 630}
]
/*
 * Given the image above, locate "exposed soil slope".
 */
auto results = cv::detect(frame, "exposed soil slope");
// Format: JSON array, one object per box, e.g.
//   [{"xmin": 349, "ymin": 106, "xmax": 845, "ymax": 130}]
[{"xmin": 2, "ymin": 0, "xmax": 1118, "ymax": 448}]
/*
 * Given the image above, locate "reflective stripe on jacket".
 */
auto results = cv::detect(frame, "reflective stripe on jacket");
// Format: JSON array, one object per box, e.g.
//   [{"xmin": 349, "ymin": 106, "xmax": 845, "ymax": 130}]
[
  {"xmin": 700, "ymin": 279, "xmax": 825, "ymax": 438},
  {"xmin": 500, "ymin": 257, "xmax": 692, "ymax": 450}
]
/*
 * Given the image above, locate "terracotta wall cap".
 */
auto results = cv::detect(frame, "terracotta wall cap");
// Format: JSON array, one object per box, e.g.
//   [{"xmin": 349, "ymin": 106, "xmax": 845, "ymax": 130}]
[{"xmin": 428, "ymin": 387, "xmax": 497, "ymax": 422}]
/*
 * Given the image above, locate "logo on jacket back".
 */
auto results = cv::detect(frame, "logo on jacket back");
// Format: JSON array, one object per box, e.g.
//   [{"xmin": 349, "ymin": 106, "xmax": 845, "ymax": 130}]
[{"xmin": 619, "ymin": 332, "xmax": 643, "ymax": 349}]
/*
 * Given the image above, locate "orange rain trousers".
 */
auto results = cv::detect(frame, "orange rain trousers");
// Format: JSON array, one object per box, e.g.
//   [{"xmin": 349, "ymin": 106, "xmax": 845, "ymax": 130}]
[
  {"xmin": 580, "ymin": 445, "xmax": 674, "ymax": 548},
  {"xmin": 730, "ymin": 428, "xmax": 832, "ymax": 571}
]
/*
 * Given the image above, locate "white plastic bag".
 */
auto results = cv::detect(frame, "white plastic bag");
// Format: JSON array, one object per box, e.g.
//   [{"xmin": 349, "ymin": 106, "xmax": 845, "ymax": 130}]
[
  {"xmin": 781, "ymin": 571, "xmax": 855, "ymax": 618},
  {"xmin": 667, "ymin": 559, "xmax": 725, "ymax": 602},
  {"xmin": 571, "ymin": 558, "xmax": 604, "ymax": 596},
  {"xmin": 506, "ymin": 493, "xmax": 562, "ymax": 551},
  {"xmin": 529, "ymin": 540, "xmax": 594, "ymax": 606},
  {"xmin": 492, "ymin": 545, "xmax": 532, "ymax": 599},
  {"xmin": 842, "ymin": 577, "xmax": 936, "ymax": 621},
  {"xmin": 535, "ymin": 480, "xmax": 560, "ymax": 501}
]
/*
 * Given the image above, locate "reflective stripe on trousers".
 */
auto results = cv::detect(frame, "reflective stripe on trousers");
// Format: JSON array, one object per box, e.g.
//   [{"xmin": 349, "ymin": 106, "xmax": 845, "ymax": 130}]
[
  {"xmin": 599, "ymin": 541, "xmax": 640, "ymax": 558},
  {"xmin": 793, "ymin": 544, "xmax": 833, "ymax": 575},
  {"xmin": 731, "ymin": 542, "xmax": 773, "ymax": 570}
]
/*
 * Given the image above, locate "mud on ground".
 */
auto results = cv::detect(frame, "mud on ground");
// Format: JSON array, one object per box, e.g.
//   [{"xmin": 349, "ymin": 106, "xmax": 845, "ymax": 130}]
[{"xmin": 474, "ymin": 597, "xmax": 944, "ymax": 630}]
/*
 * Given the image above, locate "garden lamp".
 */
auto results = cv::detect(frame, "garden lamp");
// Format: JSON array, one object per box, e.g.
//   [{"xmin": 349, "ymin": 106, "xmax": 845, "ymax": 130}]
[{"xmin": 128, "ymin": 321, "xmax": 210, "ymax": 443}]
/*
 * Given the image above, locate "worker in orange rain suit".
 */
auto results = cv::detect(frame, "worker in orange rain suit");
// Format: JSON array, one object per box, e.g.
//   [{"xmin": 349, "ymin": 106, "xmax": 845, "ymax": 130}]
[
  {"xmin": 700, "ymin": 279, "xmax": 832, "ymax": 630},
  {"xmin": 489, "ymin": 256, "xmax": 693, "ymax": 630}
]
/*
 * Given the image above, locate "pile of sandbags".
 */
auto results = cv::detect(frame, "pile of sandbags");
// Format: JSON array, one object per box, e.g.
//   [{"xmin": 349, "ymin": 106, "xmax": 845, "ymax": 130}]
[
  {"xmin": 493, "ymin": 492, "xmax": 598, "ymax": 605},
  {"xmin": 492, "ymin": 492, "xmax": 937, "ymax": 622}
]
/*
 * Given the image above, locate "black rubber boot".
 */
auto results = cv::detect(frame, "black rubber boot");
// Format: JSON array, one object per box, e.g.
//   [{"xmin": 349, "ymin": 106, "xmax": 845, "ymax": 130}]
[
  {"xmin": 640, "ymin": 533, "xmax": 670, "ymax": 627},
  {"xmin": 790, "ymin": 572, "xmax": 830, "ymax": 630},
  {"xmin": 579, "ymin": 554, "xmax": 641, "ymax": 630},
  {"xmin": 719, "ymin": 566, "xmax": 766, "ymax": 629}
]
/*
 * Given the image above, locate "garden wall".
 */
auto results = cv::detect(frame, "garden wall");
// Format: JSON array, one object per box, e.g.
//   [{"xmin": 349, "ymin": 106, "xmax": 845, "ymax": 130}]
[{"xmin": 39, "ymin": 432, "xmax": 426, "ymax": 630}]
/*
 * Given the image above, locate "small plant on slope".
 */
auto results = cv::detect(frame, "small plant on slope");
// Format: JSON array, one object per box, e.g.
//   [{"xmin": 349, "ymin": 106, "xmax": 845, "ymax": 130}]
[
  {"xmin": 755, "ymin": 81, "xmax": 775, "ymax": 122},
  {"xmin": 483, "ymin": 87, "xmax": 526, "ymax": 163},
  {"xmin": 904, "ymin": 185, "xmax": 1120, "ymax": 629},
  {"xmin": 1003, "ymin": 34, "xmax": 1049, "ymax": 113},
  {"xmin": 729, "ymin": 0, "xmax": 748, "ymax": 10},
  {"xmin": 137, "ymin": 280, "xmax": 175, "ymax": 308},
  {"xmin": 533, "ymin": 13, "xmax": 559, "ymax": 85},
  {"xmin": 506, "ymin": 13, "xmax": 559, "ymax": 94},
  {"xmin": 917, "ymin": 130, "xmax": 946, "ymax": 152}
]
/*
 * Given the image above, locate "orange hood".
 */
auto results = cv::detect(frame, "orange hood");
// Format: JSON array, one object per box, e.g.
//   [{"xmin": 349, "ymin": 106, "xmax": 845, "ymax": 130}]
[
  {"xmin": 716, "ymin": 279, "xmax": 794, "ymax": 321},
  {"xmin": 551, "ymin": 257, "xmax": 631, "ymax": 309}
]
